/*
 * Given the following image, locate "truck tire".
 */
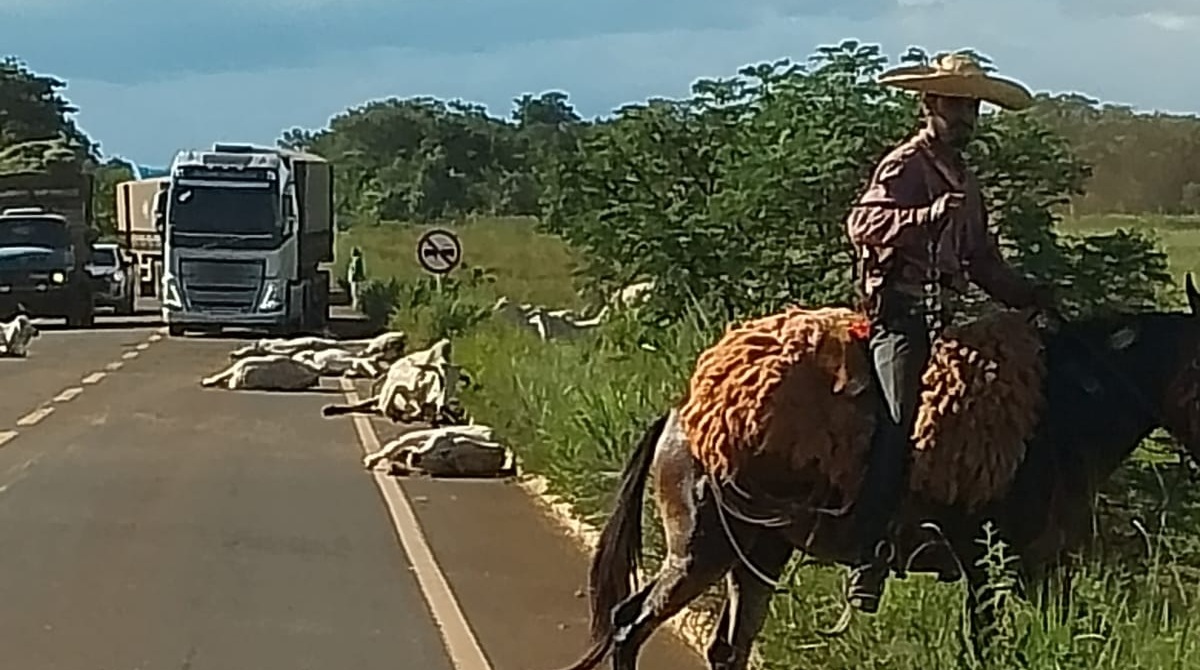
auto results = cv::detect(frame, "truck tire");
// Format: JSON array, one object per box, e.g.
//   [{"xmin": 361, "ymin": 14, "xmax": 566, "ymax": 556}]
[{"xmin": 168, "ymin": 324, "xmax": 186, "ymax": 337}]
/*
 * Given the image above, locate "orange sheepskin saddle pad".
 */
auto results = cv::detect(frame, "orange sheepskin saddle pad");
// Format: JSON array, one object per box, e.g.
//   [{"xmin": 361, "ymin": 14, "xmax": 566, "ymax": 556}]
[{"xmin": 678, "ymin": 306, "xmax": 1046, "ymax": 510}]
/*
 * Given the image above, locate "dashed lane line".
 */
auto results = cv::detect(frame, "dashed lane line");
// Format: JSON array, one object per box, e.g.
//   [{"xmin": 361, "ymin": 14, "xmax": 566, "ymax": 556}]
[
  {"xmin": 81, "ymin": 372, "xmax": 106, "ymax": 385},
  {"xmin": 338, "ymin": 377, "xmax": 494, "ymax": 670},
  {"xmin": 15, "ymin": 407, "xmax": 54, "ymax": 427},
  {"xmin": 52, "ymin": 387, "xmax": 83, "ymax": 403},
  {"xmin": 0, "ymin": 331, "xmax": 163, "ymax": 454}
]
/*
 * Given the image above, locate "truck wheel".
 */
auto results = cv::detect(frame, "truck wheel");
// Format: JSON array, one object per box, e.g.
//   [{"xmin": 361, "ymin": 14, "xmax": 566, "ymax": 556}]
[{"xmin": 168, "ymin": 324, "xmax": 186, "ymax": 337}]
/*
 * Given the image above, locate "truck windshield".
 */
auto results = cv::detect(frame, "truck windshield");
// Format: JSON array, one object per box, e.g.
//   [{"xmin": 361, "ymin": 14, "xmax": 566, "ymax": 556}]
[
  {"xmin": 0, "ymin": 218, "xmax": 70, "ymax": 249},
  {"xmin": 91, "ymin": 248, "xmax": 118, "ymax": 266},
  {"xmin": 169, "ymin": 183, "xmax": 279, "ymax": 237}
]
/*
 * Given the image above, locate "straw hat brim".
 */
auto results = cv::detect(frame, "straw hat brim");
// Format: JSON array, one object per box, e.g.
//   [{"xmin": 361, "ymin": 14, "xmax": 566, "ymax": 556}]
[{"xmin": 877, "ymin": 67, "xmax": 1034, "ymax": 111}]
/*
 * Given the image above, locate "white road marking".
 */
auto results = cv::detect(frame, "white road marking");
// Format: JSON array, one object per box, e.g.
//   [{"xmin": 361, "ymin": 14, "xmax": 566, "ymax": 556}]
[
  {"xmin": 136, "ymin": 343, "xmax": 150, "ymax": 350},
  {"xmin": 105, "ymin": 362, "xmax": 123, "ymax": 371},
  {"xmin": 338, "ymin": 377, "xmax": 493, "ymax": 670},
  {"xmin": 81, "ymin": 372, "xmax": 106, "ymax": 385},
  {"xmin": 148, "ymin": 333, "xmax": 162, "ymax": 342},
  {"xmin": 16, "ymin": 407, "xmax": 53, "ymax": 427},
  {"xmin": 53, "ymin": 387, "xmax": 83, "ymax": 403},
  {"xmin": 121, "ymin": 351, "xmax": 139, "ymax": 360},
  {"xmin": 0, "ymin": 431, "xmax": 16, "ymax": 448}
]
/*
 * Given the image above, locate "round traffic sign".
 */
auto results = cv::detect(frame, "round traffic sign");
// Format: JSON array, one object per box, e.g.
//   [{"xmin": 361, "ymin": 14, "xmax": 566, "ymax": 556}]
[{"xmin": 416, "ymin": 228, "xmax": 462, "ymax": 275}]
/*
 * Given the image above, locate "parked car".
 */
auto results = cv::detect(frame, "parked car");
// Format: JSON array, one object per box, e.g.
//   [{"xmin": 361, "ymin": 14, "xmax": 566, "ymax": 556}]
[{"xmin": 86, "ymin": 242, "xmax": 136, "ymax": 315}]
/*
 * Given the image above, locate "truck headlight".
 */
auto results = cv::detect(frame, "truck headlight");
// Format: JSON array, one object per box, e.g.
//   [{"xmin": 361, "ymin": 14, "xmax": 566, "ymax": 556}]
[
  {"xmin": 161, "ymin": 275, "xmax": 184, "ymax": 310},
  {"xmin": 50, "ymin": 271, "xmax": 66, "ymax": 284},
  {"xmin": 258, "ymin": 280, "xmax": 285, "ymax": 311},
  {"xmin": 111, "ymin": 269, "xmax": 125, "ymax": 284}
]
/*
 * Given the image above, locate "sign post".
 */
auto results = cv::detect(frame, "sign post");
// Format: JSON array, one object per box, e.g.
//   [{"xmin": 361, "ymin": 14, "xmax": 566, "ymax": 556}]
[{"xmin": 416, "ymin": 228, "xmax": 462, "ymax": 292}]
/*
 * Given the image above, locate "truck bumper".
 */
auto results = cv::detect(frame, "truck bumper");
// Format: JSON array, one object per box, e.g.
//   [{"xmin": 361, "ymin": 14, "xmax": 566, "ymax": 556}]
[{"xmin": 162, "ymin": 308, "xmax": 286, "ymax": 327}]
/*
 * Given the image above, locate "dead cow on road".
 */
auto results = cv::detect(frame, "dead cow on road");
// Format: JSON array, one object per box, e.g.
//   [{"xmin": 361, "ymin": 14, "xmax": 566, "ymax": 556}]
[
  {"xmin": 228, "ymin": 330, "xmax": 407, "ymax": 361},
  {"xmin": 322, "ymin": 338, "xmax": 466, "ymax": 425},
  {"xmin": 292, "ymin": 343, "xmax": 406, "ymax": 378},
  {"xmin": 200, "ymin": 354, "xmax": 321, "ymax": 391},
  {"xmin": 0, "ymin": 314, "xmax": 38, "ymax": 357},
  {"xmin": 362, "ymin": 423, "xmax": 514, "ymax": 477}
]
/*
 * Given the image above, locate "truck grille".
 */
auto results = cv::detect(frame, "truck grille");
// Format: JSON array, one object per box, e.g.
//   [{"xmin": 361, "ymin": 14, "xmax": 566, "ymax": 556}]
[{"xmin": 179, "ymin": 258, "xmax": 263, "ymax": 311}]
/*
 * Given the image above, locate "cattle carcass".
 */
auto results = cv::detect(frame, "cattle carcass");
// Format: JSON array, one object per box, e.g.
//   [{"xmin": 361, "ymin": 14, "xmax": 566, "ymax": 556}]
[
  {"xmin": 228, "ymin": 330, "xmax": 407, "ymax": 361},
  {"xmin": 200, "ymin": 354, "xmax": 321, "ymax": 391},
  {"xmin": 322, "ymin": 338, "xmax": 467, "ymax": 425},
  {"xmin": 292, "ymin": 345, "xmax": 404, "ymax": 378},
  {"xmin": 526, "ymin": 305, "xmax": 609, "ymax": 341},
  {"xmin": 0, "ymin": 314, "xmax": 39, "ymax": 357},
  {"xmin": 362, "ymin": 424, "xmax": 514, "ymax": 477}
]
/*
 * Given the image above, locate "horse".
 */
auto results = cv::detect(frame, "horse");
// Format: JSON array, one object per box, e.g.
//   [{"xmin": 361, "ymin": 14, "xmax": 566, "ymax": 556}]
[{"xmin": 558, "ymin": 275, "xmax": 1200, "ymax": 670}]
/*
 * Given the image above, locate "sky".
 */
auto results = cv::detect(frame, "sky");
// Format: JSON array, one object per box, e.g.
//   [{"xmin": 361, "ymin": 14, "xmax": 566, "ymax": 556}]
[{"xmin": 0, "ymin": 0, "xmax": 1195, "ymax": 167}]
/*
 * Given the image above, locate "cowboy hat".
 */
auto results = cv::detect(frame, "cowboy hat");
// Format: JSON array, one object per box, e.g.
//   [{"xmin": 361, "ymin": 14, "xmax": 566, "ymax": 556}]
[{"xmin": 877, "ymin": 52, "xmax": 1034, "ymax": 111}]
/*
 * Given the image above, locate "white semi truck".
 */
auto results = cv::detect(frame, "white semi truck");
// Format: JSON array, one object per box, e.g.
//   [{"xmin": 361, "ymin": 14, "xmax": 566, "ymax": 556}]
[
  {"xmin": 114, "ymin": 176, "xmax": 167, "ymax": 299},
  {"xmin": 156, "ymin": 143, "xmax": 334, "ymax": 336}
]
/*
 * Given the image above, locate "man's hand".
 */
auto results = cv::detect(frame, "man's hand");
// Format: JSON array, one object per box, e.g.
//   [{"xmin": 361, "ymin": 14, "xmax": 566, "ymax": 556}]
[
  {"xmin": 1029, "ymin": 284, "xmax": 1063, "ymax": 328},
  {"xmin": 928, "ymin": 191, "xmax": 965, "ymax": 231}
]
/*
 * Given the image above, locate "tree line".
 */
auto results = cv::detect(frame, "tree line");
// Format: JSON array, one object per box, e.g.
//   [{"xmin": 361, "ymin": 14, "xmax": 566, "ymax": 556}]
[
  {"xmin": 0, "ymin": 42, "xmax": 1193, "ymax": 317},
  {"xmin": 280, "ymin": 42, "xmax": 1179, "ymax": 322}
]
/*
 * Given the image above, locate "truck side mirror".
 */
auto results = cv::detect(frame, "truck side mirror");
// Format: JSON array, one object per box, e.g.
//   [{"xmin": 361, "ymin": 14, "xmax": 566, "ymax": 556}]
[{"xmin": 152, "ymin": 190, "xmax": 166, "ymax": 232}]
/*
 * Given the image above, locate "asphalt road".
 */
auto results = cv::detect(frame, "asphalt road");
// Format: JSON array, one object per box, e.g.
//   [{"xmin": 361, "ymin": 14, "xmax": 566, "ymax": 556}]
[{"xmin": 0, "ymin": 308, "xmax": 707, "ymax": 669}]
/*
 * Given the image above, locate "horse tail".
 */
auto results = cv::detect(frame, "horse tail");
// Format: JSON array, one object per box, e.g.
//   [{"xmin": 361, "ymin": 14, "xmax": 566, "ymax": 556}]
[{"xmin": 559, "ymin": 411, "xmax": 669, "ymax": 670}]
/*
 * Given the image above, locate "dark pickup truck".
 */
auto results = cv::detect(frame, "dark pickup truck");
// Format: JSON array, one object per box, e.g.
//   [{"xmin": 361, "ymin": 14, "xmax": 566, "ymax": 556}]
[{"xmin": 0, "ymin": 170, "xmax": 97, "ymax": 327}]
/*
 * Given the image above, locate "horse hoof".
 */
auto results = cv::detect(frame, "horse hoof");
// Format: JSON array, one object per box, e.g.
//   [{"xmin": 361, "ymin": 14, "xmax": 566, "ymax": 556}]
[{"xmin": 817, "ymin": 603, "xmax": 855, "ymax": 637}]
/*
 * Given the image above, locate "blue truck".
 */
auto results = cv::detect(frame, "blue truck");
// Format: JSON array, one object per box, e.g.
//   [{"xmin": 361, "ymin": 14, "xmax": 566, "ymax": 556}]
[{"xmin": 0, "ymin": 167, "xmax": 97, "ymax": 327}]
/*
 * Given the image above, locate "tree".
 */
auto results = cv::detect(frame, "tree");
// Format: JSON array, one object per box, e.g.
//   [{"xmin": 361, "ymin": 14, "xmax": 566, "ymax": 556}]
[
  {"xmin": 539, "ymin": 41, "xmax": 1172, "ymax": 322},
  {"xmin": 91, "ymin": 157, "xmax": 137, "ymax": 239},
  {"xmin": 0, "ymin": 57, "xmax": 96, "ymax": 165}
]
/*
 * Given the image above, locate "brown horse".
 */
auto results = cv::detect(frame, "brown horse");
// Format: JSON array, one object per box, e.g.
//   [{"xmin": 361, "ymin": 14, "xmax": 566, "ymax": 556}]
[{"xmin": 559, "ymin": 276, "xmax": 1200, "ymax": 670}]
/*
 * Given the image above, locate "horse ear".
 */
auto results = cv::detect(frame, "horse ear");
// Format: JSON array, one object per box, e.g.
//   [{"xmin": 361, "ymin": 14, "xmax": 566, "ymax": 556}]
[{"xmin": 1187, "ymin": 273, "xmax": 1200, "ymax": 315}]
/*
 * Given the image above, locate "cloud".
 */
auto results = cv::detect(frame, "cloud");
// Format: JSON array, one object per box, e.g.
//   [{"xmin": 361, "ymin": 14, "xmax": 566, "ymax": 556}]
[{"xmin": 4, "ymin": 0, "xmax": 1192, "ymax": 162}]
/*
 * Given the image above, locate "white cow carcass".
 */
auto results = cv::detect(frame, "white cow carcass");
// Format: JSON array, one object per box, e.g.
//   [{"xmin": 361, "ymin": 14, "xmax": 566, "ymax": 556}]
[
  {"xmin": 362, "ymin": 423, "xmax": 515, "ymax": 477},
  {"xmin": 200, "ymin": 354, "xmax": 321, "ymax": 391},
  {"xmin": 0, "ymin": 314, "xmax": 39, "ymax": 357},
  {"xmin": 228, "ymin": 330, "xmax": 407, "ymax": 362},
  {"xmin": 609, "ymin": 280, "xmax": 655, "ymax": 310},
  {"xmin": 322, "ymin": 338, "xmax": 466, "ymax": 425},
  {"xmin": 526, "ymin": 305, "xmax": 608, "ymax": 342},
  {"xmin": 292, "ymin": 345, "xmax": 403, "ymax": 379},
  {"xmin": 229, "ymin": 336, "xmax": 342, "ymax": 360}
]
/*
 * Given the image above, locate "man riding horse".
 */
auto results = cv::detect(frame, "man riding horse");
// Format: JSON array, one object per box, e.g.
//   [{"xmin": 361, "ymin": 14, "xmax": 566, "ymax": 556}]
[{"xmin": 843, "ymin": 52, "xmax": 1057, "ymax": 614}]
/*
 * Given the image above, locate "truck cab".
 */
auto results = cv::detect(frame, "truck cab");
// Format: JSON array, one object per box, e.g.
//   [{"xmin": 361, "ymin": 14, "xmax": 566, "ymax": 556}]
[
  {"xmin": 0, "ymin": 207, "xmax": 95, "ymax": 326},
  {"xmin": 158, "ymin": 143, "xmax": 332, "ymax": 336}
]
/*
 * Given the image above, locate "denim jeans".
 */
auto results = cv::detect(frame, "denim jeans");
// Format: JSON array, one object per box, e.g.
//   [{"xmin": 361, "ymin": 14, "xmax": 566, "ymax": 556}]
[{"xmin": 852, "ymin": 291, "xmax": 931, "ymax": 564}]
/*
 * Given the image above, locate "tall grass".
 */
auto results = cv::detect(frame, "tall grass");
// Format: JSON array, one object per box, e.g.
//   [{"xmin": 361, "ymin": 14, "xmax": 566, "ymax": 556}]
[{"xmin": 346, "ymin": 217, "xmax": 1200, "ymax": 669}]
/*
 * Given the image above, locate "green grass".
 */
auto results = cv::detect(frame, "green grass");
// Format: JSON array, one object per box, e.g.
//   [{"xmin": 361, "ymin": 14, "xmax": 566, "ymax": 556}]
[
  {"xmin": 334, "ymin": 217, "xmax": 585, "ymax": 309},
  {"xmin": 347, "ymin": 214, "xmax": 1200, "ymax": 669},
  {"xmin": 1061, "ymin": 213, "xmax": 1200, "ymax": 283}
]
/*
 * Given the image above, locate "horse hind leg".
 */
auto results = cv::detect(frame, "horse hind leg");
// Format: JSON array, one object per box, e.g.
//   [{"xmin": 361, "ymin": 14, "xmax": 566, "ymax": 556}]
[
  {"xmin": 607, "ymin": 426, "xmax": 741, "ymax": 669},
  {"xmin": 608, "ymin": 524, "xmax": 735, "ymax": 670},
  {"xmin": 706, "ymin": 532, "xmax": 794, "ymax": 670}
]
